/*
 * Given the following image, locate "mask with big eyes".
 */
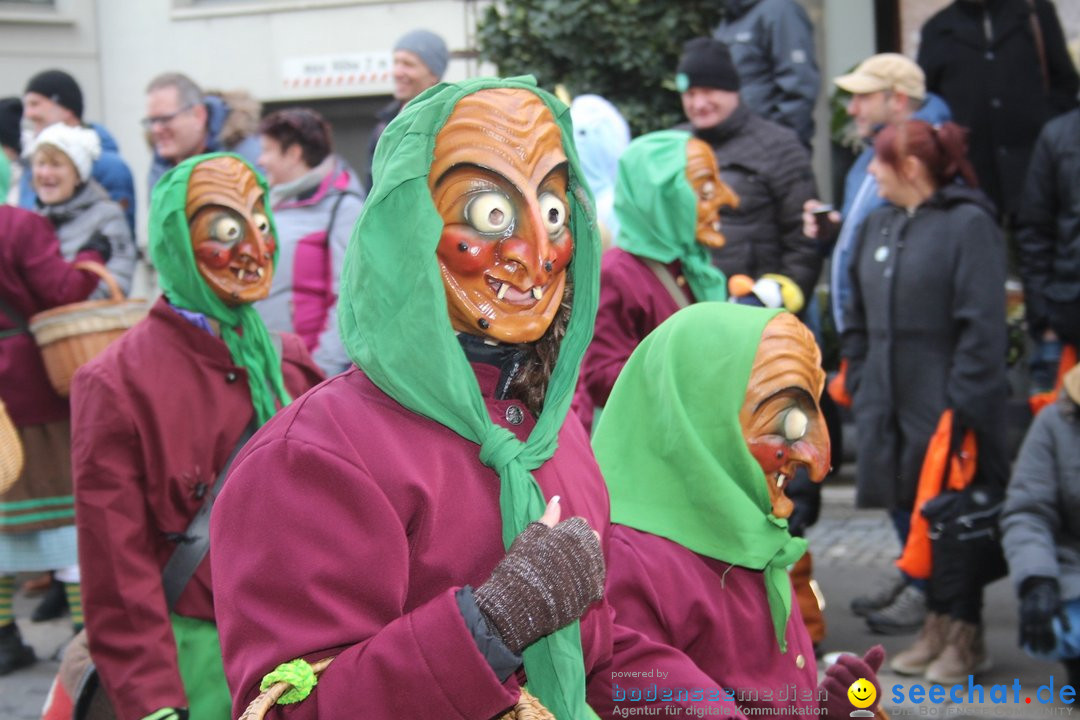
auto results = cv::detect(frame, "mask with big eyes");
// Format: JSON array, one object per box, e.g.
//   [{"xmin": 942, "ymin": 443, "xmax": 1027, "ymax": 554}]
[
  {"xmin": 185, "ymin": 156, "xmax": 276, "ymax": 306},
  {"xmin": 738, "ymin": 312, "xmax": 830, "ymax": 519},
  {"xmin": 429, "ymin": 89, "xmax": 574, "ymax": 344},
  {"xmin": 685, "ymin": 137, "xmax": 738, "ymax": 249}
]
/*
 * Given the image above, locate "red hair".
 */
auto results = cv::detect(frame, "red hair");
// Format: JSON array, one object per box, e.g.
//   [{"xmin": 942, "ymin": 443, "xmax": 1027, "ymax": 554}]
[{"xmin": 873, "ymin": 120, "xmax": 978, "ymax": 190}]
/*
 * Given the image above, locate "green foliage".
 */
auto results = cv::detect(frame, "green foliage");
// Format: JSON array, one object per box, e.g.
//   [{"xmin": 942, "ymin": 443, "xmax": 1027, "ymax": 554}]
[{"xmin": 476, "ymin": 0, "xmax": 724, "ymax": 135}]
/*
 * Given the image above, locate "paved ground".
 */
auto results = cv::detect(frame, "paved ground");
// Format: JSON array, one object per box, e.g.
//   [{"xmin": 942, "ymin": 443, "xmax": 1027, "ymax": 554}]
[{"xmin": 2, "ymin": 483, "xmax": 1074, "ymax": 719}]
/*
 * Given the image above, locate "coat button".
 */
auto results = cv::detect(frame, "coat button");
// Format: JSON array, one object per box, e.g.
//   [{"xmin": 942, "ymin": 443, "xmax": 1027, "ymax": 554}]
[
  {"xmin": 990, "ymin": 98, "xmax": 1001, "ymax": 109},
  {"xmin": 225, "ymin": 371, "xmax": 239, "ymax": 383},
  {"xmin": 985, "ymin": 51, "xmax": 994, "ymax": 61},
  {"xmin": 795, "ymin": 654, "xmax": 806, "ymax": 669},
  {"xmin": 505, "ymin": 405, "xmax": 525, "ymax": 425}
]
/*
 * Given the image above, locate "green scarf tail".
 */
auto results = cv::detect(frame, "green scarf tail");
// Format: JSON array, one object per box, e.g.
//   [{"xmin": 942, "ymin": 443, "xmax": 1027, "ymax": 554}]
[
  {"xmin": 148, "ymin": 152, "xmax": 290, "ymax": 425},
  {"xmin": 614, "ymin": 130, "xmax": 727, "ymax": 302},
  {"xmin": 337, "ymin": 77, "xmax": 600, "ymax": 718},
  {"xmin": 592, "ymin": 303, "xmax": 806, "ymax": 651}
]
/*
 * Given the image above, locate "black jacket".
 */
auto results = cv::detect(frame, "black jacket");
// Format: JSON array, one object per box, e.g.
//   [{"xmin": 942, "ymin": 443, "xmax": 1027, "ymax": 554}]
[
  {"xmin": 843, "ymin": 185, "xmax": 1009, "ymax": 510},
  {"xmin": 1016, "ymin": 108, "xmax": 1080, "ymax": 343},
  {"xmin": 679, "ymin": 103, "xmax": 820, "ymax": 300},
  {"xmin": 918, "ymin": 0, "xmax": 1079, "ymax": 217}
]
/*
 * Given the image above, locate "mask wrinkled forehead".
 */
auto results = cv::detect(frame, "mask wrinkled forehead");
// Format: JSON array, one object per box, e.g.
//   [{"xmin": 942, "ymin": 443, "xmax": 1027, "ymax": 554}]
[
  {"xmin": 430, "ymin": 88, "xmax": 567, "ymax": 184},
  {"xmin": 746, "ymin": 313, "xmax": 824, "ymax": 403},
  {"xmin": 186, "ymin": 156, "xmax": 263, "ymax": 219}
]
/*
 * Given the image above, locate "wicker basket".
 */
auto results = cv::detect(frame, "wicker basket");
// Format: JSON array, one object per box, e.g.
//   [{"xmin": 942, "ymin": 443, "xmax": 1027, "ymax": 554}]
[
  {"xmin": 0, "ymin": 397, "xmax": 23, "ymax": 495},
  {"xmin": 238, "ymin": 656, "xmax": 555, "ymax": 720},
  {"xmin": 28, "ymin": 262, "xmax": 149, "ymax": 398}
]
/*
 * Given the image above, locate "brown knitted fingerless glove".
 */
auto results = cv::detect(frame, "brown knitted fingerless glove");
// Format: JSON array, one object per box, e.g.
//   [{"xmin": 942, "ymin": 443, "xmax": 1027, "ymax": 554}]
[{"xmin": 474, "ymin": 517, "xmax": 606, "ymax": 654}]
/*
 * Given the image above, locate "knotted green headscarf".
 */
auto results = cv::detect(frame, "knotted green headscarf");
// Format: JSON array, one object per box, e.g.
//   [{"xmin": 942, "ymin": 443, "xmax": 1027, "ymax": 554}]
[
  {"xmin": 148, "ymin": 152, "xmax": 290, "ymax": 425},
  {"xmin": 592, "ymin": 302, "xmax": 806, "ymax": 651},
  {"xmin": 614, "ymin": 130, "xmax": 728, "ymax": 302},
  {"xmin": 337, "ymin": 77, "xmax": 600, "ymax": 718}
]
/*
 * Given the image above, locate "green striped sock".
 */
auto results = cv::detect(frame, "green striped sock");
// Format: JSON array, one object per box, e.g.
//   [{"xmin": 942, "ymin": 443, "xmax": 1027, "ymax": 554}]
[
  {"xmin": 0, "ymin": 574, "xmax": 14, "ymax": 627},
  {"xmin": 65, "ymin": 582, "xmax": 83, "ymax": 632}
]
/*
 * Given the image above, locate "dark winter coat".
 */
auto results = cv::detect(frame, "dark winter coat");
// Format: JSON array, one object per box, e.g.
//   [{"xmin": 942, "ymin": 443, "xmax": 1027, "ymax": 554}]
[
  {"xmin": 1016, "ymin": 108, "xmax": 1080, "ymax": 343},
  {"xmin": 364, "ymin": 99, "xmax": 402, "ymax": 192},
  {"xmin": 1002, "ymin": 396, "xmax": 1080, "ymax": 603},
  {"xmin": 679, "ymin": 103, "xmax": 820, "ymax": 299},
  {"xmin": 918, "ymin": 0, "xmax": 1079, "ymax": 217},
  {"xmin": 714, "ymin": 0, "xmax": 820, "ymax": 147},
  {"xmin": 842, "ymin": 185, "xmax": 1009, "ymax": 510}
]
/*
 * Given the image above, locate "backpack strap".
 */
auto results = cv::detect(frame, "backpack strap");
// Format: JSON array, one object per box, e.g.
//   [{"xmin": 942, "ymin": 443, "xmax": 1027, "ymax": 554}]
[{"xmin": 641, "ymin": 258, "xmax": 691, "ymax": 310}]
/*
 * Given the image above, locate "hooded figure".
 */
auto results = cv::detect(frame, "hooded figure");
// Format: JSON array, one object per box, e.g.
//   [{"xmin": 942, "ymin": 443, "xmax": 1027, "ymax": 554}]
[
  {"xmin": 575, "ymin": 129, "xmax": 736, "ymax": 427},
  {"xmin": 587, "ymin": 302, "xmax": 886, "ymax": 719},
  {"xmin": 210, "ymin": 77, "xmax": 748, "ymax": 720},
  {"xmin": 69, "ymin": 153, "xmax": 322, "ymax": 720}
]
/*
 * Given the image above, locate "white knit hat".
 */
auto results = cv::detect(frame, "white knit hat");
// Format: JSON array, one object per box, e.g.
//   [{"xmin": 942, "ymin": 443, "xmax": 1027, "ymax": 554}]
[{"xmin": 27, "ymin": 122, "xmax": 101, "ymax": 182}]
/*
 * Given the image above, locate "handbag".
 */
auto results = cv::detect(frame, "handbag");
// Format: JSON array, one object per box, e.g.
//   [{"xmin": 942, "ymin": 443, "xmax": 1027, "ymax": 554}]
[
  {"xmin": 0, "ymin": 396, "xmax": 23, "ymax": 495},
  {"xmin": 66, "ymin": 420, "xmax": 257, "ymax": 720},
  {"xmin": 920, "ymin": 482, "xmax": 1008, "ymax": 604}
]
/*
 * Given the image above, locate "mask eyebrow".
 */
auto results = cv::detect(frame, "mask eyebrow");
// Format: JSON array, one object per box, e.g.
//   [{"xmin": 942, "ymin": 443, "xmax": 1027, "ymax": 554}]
[
  {"xmin": 754, "ymin": 386, "xmax": 816, "ymax": 414},
  {"xmin": 433, "ymin": 162, "xmax": 509, "ymax": 190},
  {"xmin": 539, "ymin": 161, "xmax": 570, "ymax": 189}
]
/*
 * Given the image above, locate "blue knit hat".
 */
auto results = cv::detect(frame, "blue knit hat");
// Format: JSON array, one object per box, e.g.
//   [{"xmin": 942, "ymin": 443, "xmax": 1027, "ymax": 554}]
[{"xmin": 394, "ymin": 29, "xmax": 449, "ymax": 78}]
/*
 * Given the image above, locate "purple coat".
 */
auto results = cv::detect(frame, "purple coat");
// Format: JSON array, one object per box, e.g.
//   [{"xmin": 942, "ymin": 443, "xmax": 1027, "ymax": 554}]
[
  {"xmin": 594, "ymin": 525, "xmax": 821, "ymax": 715},
  {"xmin": 211, "ymin": 362, "xmax": 735, "ymax": 719},
  {"xmin": 575, "ymin": 248, "xmax": 693, "ymax": 424},
  {"xmin": 0, "ymin": 207, "xmax": 103, "ymax": 426},
  {"xmin": 71, "ymin": 299, "xmax": 323, "ymax": 720}
]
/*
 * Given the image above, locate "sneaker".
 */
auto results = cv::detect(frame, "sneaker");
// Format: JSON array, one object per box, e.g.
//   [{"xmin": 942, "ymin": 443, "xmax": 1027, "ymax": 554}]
[
  {"xmin": 865, "ymin": 584, "xmax": 927, "ymax": 635},
  {"xmin": 30, "ymin": 579, "xmax": 69, "ymax": 623},
  {"xmin": 0, "ymin": 622, "xmax": 36, "ymax": 675},
  {"xmin": 851, "ymin": 572, "xmax": 907, "ymax": 617}
]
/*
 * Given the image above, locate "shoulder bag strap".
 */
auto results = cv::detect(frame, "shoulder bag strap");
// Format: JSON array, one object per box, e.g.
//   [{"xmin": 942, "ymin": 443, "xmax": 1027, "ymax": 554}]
[
  {"xmin": 0, "ymin": 296, "xmax": 28, "ymax": 340},
  {"xmin": 1026, "ymin": 0, "xmax": 1050, "ymax": 92},
  {"xmin": 641, "ymin": 258, "xmax": 691, "ymax": 310},
  {"xmin": 161, "ymin": 417, "xmax": 258, "ymax": 610}
]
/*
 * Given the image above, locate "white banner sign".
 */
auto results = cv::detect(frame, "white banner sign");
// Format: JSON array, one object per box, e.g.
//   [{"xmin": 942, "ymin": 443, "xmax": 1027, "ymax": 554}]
[{"xmin": 280, "ymin": 52, "xmax": 393, "ymax": 95}]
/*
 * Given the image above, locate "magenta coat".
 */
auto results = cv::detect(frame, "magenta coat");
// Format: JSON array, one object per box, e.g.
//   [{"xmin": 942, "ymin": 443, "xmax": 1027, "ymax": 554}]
[
  {"xmin": 71, "ymin": 299, "xmax": 324, "ymax": 720},
  {"xmin": 591, "ymin": 525, "xmax": 821, "ymax": 716},
  {"xmin": 0, "ymin": 206, "xmax": 103, "ymax": 426},
  {"xmin": 211, "ymin": 362, "xmax": 738, "ymax": 719},
  {"xmin": 574, "ymin": 248, "xmax": 694, "ymax": 426}
]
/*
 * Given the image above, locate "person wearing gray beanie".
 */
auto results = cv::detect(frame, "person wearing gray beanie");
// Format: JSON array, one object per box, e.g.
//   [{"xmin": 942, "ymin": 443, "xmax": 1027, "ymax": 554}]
[{"xmin": 364, "ymin": 28, "xmax": 450, "ymax": 191}]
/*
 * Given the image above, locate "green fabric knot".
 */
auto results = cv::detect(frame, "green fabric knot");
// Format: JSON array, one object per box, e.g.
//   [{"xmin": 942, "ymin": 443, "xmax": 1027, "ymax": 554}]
[
  {"xmin": 259, "ymin": 658, "xmax": 318, "ymax": 704},
  {"xmin": 478, "ymin": 425, "xmax": 523, "ymax": 473}
]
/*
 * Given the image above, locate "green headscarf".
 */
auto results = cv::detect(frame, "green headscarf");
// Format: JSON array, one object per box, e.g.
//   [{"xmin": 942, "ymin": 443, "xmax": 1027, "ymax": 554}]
[
  {"xmin": 592, "ymin": 302, "xmax": 806, "ymax": 651},
  {"xmin": 614, "ymin": 130, "xmax": 728, "ymax": 302},
  {"xmin": 148, "ymin": 152, "xmax": 290, "ymax": 426},
  {"xmin": 337, "ymin": 77, "xmax": 600, "ymax": 718}
]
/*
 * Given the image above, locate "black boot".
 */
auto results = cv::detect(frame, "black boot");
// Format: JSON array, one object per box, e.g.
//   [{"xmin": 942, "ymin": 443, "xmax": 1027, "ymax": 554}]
[
  {"xmin": 1065, "ymin": 658, "xmax": 1080, "ymax": 689},
  {"xmin": 30, "ymin": 578, "xmax": 68, "ymax": 622},
  {"xmin": 0, "ymin": 622, "xmax": 36, "ymax": 675}
]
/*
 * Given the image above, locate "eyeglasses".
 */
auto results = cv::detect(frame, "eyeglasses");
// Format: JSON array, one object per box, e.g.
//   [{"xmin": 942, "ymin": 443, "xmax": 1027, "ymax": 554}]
[{"xmin": 140, "ymin": 104, "xmax": 194, "ymax": 130}]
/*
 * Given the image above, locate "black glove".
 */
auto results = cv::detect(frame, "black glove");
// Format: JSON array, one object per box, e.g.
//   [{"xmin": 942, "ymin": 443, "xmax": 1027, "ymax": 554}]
[
  {"xmin": 77, "ymin": 231, "xmax": 112, "ymax": 264},
  {"xmin": 474, "ymin": 517, "xmax": 605, "ymax": 654},
  {"xmin": 1020, "ymin": 576, "xmax": 1069, "ymax": 655}
]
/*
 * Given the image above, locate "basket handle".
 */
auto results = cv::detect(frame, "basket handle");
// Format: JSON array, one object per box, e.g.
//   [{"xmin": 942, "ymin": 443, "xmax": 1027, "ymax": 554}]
[
  {"xmin": 238, "ymin": 657, "xmax": 336, "ymax": 720},
  {"xmin": 73, "ymin": 261, "xmax": 124, "ymax": 301}
]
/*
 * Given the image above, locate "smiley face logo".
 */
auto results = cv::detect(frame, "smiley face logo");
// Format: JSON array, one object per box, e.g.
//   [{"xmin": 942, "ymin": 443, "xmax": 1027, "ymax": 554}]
[{"xmin": 847, "ymin": 678, "xmax": 876, "ymax": 709}]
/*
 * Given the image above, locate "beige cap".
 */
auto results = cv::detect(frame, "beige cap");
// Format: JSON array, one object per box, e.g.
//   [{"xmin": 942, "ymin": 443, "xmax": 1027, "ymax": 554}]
[
  {"xmin": 834, "ymin": 53, "xmax": 926, "ymax": 101},
  {"xmin": 1064, "ymin": 364, "xmax": 1080, "ymax": 405}
]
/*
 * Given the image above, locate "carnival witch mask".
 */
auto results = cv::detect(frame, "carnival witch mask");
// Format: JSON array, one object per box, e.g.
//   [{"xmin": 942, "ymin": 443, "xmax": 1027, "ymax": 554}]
[
  {"xmin": 686, "ymin": 137, "xmax": 737, "ymax": 248},
  {"xmin": 739, "ymin": 312, "xmax": 830, "ymax": 518},
  {"xmin": 429, "ymin": 88, "xmax": 574, "ymax": 343},
  {"xmin": 186, "ymin": 155, "xmax": 276, "ymax": 306}
]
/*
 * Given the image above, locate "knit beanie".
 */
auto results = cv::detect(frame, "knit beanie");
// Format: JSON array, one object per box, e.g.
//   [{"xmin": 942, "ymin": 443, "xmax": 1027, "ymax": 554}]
[
  {"xmin": 24, "ymin": 69, "xmax": 84, "ymax": 120},
  {"xmin": 27, "ymin": 123, "xmax": 101, "ymax": 182},
  {"xmin": 394, "ymin": 29, "xmax": 450, "ymax": 78},
  {"xmin": 0, "ymin": 97, "xmax": 21, "ymax": 153},
  {"xmin": 676, "ymin": 37, "xmax": 741, "ymax": 93}
]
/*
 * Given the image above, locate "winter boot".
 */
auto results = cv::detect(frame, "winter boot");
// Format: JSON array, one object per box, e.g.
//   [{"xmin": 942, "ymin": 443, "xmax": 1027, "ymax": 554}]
[
  {"xmin": 892, "ymin": 611, "xmax": 949, "ymax": 675},
  {"xmin": 0, "ymin": 622, "xmax": 36, "ymax": 675},
  {"xmin": 925, "ymin": 618, "xmax": 991, "ymax": 684},
  {"xmin": 851, "ymin": 571, "xmax": 907, "ymax": 617},
  {"xmin": 31, "ymin": 578, "xmax": 68, "ymax": 622},
  {"xmin": 866, "ymin": 584, "xmax": 927, "ymax": 635}
]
